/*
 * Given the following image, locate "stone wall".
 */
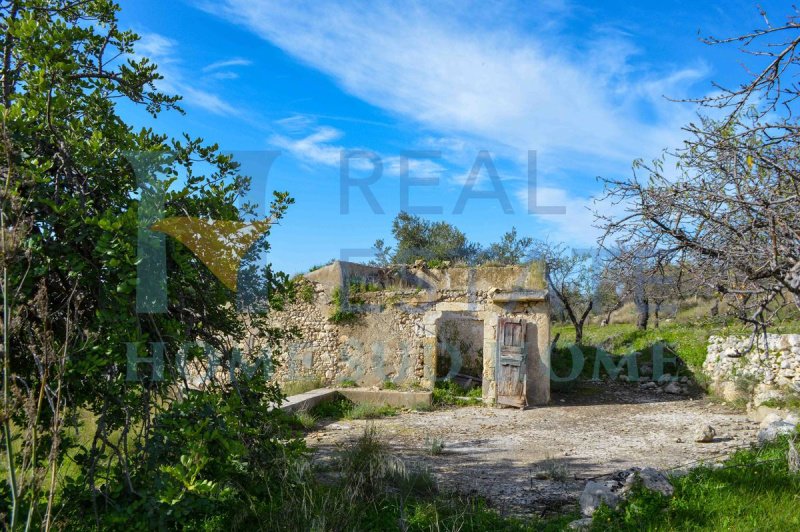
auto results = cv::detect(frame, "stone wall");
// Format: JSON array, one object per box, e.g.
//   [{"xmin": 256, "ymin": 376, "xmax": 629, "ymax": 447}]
[
  {"xmin": 265, "ymin": 261, "xmax": 551, "ymax": 404},
  {"xmin": 269, "ymin": 285, "xmax": 430, "ymax": 388},
  {"xmin": 703, "ymin": 334, "xmax": 800, "ymax": 404}
]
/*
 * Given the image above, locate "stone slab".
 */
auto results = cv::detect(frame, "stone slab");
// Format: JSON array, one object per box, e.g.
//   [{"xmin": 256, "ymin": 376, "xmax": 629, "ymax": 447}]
[{"xmin": 280, "ymin": 388, "xmax": 339, "ymax": 413}]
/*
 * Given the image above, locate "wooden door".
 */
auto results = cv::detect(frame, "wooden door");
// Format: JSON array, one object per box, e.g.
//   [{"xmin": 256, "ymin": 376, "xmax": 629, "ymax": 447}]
[{"xmin": 496, "ymin": 318, "xmax": 528, "ymax": 408}]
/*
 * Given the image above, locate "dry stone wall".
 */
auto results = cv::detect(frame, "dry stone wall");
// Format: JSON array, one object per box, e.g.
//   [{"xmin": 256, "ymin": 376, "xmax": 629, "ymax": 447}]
[{"xmin": 704, "ymin": 334, "xmax": 800, "ymax": 404}]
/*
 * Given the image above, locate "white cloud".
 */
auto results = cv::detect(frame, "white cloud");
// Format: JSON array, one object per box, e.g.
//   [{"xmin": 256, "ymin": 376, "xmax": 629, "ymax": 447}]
[
  {"xmin": 202, "ymin": 57, "xmax": 253, "ymax": 72},
  {"xmin": 269, "ymin": 126, "xmax": 346, "ymax": 167},
  {"xmin": 202, "ymin": 1, "xmax": 705, "ymax": 171},
  {"xmin": 136, "ymin": 32, "xmax": 239, "ymax": 116}
]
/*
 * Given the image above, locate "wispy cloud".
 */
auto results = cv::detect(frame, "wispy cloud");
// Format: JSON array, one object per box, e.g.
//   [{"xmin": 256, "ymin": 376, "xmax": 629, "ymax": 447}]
[
  {"xmin": 202, "ymin": 57, "xmax": 253, "ymax": 72},
  {"xmin": 202, "ymin": 1, "xmax": 705, "ymax": 171},
  {"xmin": 137, "ymin": 32, "xmax": 240, "ymax": 116}
]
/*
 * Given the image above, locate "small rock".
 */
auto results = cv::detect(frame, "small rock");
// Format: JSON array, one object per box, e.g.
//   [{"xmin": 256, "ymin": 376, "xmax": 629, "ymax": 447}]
[
  {"xmin": 579, "ymin": 481, "xmax": 620, "ymax": 517},
  {"xmin": 694, "ymin": 424, "xmax": 716, "ymax": 443},
  {"xmin": 664, "ymin": 382, "xmax": 683, "ymax": 395},
  {"xmin": 675, "ymin": 437, "xmax": 683, "ymax": 443},
  {"xmin": 567, "ymin": 517, "xmax": 593, "ymax": 530},
  {"xmin": 640, "ymin": 381, "xmax": 657, "ymax": 390}
]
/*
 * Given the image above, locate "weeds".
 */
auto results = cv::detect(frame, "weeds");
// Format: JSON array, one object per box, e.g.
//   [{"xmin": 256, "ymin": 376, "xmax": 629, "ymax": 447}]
[
  {"xmin": 532, "ymin": 455, "xmax": 570, "ymax": 482},
  {"xmin": 433, "ymin": 380, "xmax": 483, "ymax": 406},
  {"xmin": 294, "ymin": 409, "xmax": 317, "ymax": 430},
  {"xmin": 282, "ymin": 377, "xmax": 325, "ymax": 396},
  {"xmin": 425, "ymin": 436, "xmax": 445, "ymax": 455},
  {"xmin": 344, "ymin": 403, "xmax": 398, "ymax": 420}
]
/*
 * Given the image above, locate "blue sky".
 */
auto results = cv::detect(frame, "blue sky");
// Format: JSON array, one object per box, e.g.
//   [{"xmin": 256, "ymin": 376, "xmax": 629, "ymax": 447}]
[{"xmin": 116, "ymin": 0, "xmax": 787, "ymax": 274}]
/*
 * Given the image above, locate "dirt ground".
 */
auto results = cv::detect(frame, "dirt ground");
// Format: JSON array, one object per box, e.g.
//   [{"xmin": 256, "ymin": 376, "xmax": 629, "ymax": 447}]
[{"xmin": 306, "ymin": 382, "xmax": 761, "ymax": 516}]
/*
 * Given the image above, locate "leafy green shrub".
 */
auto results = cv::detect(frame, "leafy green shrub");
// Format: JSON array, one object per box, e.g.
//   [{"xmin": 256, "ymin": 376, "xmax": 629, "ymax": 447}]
[
  {"xmin": 310, "ymin": 397, "xmax": 355, "ymax": 419},
  {"xmin": 338, "ymin": 379, "xmax": 358, "ymax": 388}
]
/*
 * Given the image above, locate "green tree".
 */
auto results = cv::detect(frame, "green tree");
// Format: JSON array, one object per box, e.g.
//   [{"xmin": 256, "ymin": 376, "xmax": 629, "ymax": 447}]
[
  {"xmin": 481, "ymin": 227, "xmax": 534, "ymax": 265},
  {"xmin": 0, "ymin": 1, "xmax": 296, "ymax": 528},
  {"xmin": 378, "ymin": 211, "xmax": 480, "ymax": 265}
]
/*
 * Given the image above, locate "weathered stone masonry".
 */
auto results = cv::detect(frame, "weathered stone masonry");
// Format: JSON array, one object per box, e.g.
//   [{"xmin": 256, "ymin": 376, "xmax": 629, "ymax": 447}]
[
  {"xmin": 269, "ymin": 260, "xmax": 552, "ymax": 405},
  {"xmin": 704, "ymin": 334, "xmax": 800, "ymax": 405}
]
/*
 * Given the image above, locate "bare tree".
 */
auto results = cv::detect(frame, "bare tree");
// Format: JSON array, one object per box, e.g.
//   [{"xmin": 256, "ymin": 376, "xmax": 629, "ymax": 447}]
[
  {"xmin": 598, "ymin": 8, "xmax": 800, "ymax": 337},
  {"xmin": 534, "ymin": 241, "xmax": 599, "ymax": 344}
]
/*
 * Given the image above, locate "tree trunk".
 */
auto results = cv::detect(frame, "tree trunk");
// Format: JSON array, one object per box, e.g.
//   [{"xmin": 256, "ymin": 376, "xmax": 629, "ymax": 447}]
[
  {"xmin": 654, "ymin": 300, "xmax": 662, "ymax": 328},
  {"xmin": 574, "ymin": 322, "xmax": 583, "ymax": 345},
  {"xmin": 636, "ymin": 298, "xmax": 649, "ymax": 330}
]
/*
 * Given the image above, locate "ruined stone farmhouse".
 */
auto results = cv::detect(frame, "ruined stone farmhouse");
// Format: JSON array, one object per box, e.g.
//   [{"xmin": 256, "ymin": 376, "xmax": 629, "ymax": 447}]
[{"xmin": 270, "ymin": 260, "xmax": 551, "ymax": 406}]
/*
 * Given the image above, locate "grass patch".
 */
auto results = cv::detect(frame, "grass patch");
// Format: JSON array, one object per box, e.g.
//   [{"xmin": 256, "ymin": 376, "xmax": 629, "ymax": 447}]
[
  {"xmin": 338, "ymin": 378, "xmax": 358, "ymax": 388},
  {"xmin": 591, "ymin": 431, "xmax": 800, "ymax": 530},
  {"xmin": 282, "ymin": 377, "xmax": 325, "ymax": 396},
  {"xmin": 425, "ymin": 436, "xmax": 446, "ymax": 455},
  {"xmin": 310, "ymin": 397, "xmax": 354, "ymax": 419},
  {"xmin": 344, "ymin": 403, "xmax": 399, "ymax": 420},
  {"xmin": 760, "ymin": 391, "xmax": 800, "ymax": 413},
  {"xmin": 294, "ymin": 409, "xmax": 318, "ymax": 430},
  {"xmin": 309, "ymin": 397, "xmax": 398, "ymax": 420},
  {"xmin": 433, "ymin": 380, "xmax": 483, "ymax": 407}
]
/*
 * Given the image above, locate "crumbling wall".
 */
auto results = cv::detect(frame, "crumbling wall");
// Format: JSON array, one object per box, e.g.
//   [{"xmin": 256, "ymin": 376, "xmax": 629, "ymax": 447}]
[{"xmin": 266, "ymin": 262, "xmax": 550, "ymax": 400}]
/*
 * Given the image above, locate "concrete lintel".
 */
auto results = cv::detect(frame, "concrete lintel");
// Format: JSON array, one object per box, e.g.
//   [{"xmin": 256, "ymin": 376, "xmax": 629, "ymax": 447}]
[{"xmin": 491, "ymin": 289, "xmax": 548, "ymax": 303}]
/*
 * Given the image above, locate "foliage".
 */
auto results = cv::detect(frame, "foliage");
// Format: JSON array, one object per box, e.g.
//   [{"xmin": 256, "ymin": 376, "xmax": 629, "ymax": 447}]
[
  {"xmin": 375, "ymin": 211, "xmax": 481, "ymax": 265},
  {"xmin": 479, "ymin": 227, "xmax": 534, "ymax": 265},
  {"xmin": 0, "ymin": 1, "xmax": 296, "ymax": 528},
  {"xmin": 329, "ymin": 285, "xmax": 362, "ymax": 324},
  {"xmin": 533, "ymin": 241, "xmax": 600, "ymax": 344}
]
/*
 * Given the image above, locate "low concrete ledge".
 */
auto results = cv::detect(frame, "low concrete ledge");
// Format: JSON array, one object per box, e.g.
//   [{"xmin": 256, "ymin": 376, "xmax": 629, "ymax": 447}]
[
  {"xmin": 281, "ymin": 387, "xmax": 433, "ymax": 412},
  {"xmin": 337, "ymin": 388, "xmax": 432, "ymax": 409},
  {"xmin": 281, "ymin": 388, "xmax": 338, "ymax": 413}
]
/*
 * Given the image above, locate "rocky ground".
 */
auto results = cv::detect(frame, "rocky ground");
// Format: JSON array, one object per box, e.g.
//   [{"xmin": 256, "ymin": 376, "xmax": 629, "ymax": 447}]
[{"xmin": 305, "ymin": 382, "xmax": 762, "ymax": 517}]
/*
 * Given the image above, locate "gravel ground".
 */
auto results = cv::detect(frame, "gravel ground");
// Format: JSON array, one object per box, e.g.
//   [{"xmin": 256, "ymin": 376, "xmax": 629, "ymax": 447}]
[{"xmin": 305, "ymin": 382, "xmax": 761, "ymax": 516}]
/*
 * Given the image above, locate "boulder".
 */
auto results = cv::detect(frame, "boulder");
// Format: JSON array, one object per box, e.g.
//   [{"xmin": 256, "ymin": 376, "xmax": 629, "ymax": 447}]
[
  {"xmin": 757, "ymin": 420, "xmax": 798, "ymax": 443},
  {"xmin": 622, "ymin": 467, "xmax": 674, "ymax": 497},
  {"xmin": 579, "ymin": 481, "xmax": 620, "ymax": 517},
  {"xmin": 693, "ymin": 424, "xmax": 716, "ymax": 443}
]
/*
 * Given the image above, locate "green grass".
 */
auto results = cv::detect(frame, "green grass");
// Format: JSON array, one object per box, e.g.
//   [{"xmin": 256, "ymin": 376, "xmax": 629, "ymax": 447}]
[
  {"xmin": 554, "ymin": 320, "xmax": 800, "ymax": 370},
  {"xmin": 760, "ymin": 391, "xmax": 800, "ymax": 413},
  {"xmin": 293, "ymin": 409, "xmax": 318, "ymax": 430},
  {"xmin": 310, "ymin": 397, "xmax": 354, "ymax": 419},
  {"xmin": 282, "ymin": 377, "xmax": 325, "ymax": 396},
  {"xmin": 433, "ymin": 380, "xmax": 483, "ymax": 406},
  {"xmin": 591, "ymin": 431, "xmax": 800, "ymax": 531},
  {"xmin": 308, "ymin": 397, "xmax": 398, "ymax": 420},
  {"xmin": 344, "ymin": 403, "xmax": 399, "ymax": 420}
]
